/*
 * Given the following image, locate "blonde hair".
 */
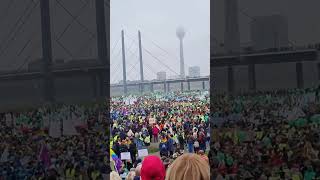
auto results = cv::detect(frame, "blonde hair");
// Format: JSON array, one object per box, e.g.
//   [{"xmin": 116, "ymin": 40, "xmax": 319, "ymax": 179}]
[
  {"xmin": 135, "ymin": 164, "xmax": 142, "ymax": 176},
  {"xmin": 110, "ymin": 171, "xmax": 121, "ymax": 180},
  {"xmin": 126, "ymin": 171, "xmax": 136, "ymax": 180},
  {"xmin": 166, "ymin": 153, "xmax": 210, "ymax": 180}
]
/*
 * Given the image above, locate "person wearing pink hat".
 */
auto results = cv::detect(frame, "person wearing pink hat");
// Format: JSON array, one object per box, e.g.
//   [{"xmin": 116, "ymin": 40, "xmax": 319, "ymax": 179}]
[{"xmin": 140, "ymin": 155, "xmax": 166, "ymax": 180}]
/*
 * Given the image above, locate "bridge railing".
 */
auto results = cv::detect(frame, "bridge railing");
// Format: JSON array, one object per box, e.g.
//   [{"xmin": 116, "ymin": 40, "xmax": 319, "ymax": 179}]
[
  {"xmin": 212, "ymin": 43, "xmax": 320, "ymax": 57},
  {"xmin": 110, "ymin": 75, "xmax": 210, "ymax": 86}
]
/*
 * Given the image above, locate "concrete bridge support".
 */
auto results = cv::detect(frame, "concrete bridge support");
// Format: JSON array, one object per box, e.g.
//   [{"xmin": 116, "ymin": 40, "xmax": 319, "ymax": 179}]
[
  {"xmin": 248, "ymin": 64, "xmax": 256, "ymax": 91},
  {"xmin": 296, "ymin": 62, "xmax": 304, "ymax": 89}
]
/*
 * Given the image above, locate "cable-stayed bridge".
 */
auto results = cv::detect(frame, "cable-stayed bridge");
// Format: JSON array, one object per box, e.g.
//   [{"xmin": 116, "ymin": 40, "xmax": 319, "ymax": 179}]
[
  {"xmin": 110, "ymin": 29, "xmax": 210, "ymax": 96},
  {"xmin": 0, "ymin": 0, "xmax": 109, "ymax": 110},
  {"xmin": 1, "ymin": 0, "xmax": 320, "ymax": 109}
]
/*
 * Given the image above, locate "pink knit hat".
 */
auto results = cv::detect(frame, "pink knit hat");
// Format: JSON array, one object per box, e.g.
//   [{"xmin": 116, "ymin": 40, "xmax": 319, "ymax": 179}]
[{"xmin": 141, "ymin": 155, "xmax": 165, "ymax": 180}]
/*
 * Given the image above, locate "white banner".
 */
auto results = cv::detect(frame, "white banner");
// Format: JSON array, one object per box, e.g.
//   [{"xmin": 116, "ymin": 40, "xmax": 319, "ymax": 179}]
[
  {"xmin": 138, "ymin": 149, "xmax": 148, "ymax": 157},
  {"xmin": 49, "ymin": 120, "xmax": 61, "ymax": 138},
  {"xmin": 63, "ymin": 118, "xmax": 78, "ymax": 136},
  {"xmin": 120, "ymin": 152, "xmax": 131, "ymax": 160}
]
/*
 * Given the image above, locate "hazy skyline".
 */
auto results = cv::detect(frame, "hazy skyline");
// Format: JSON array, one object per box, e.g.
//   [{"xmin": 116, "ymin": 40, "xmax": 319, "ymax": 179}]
[{"xmin": 110, "ymin": 0, "xmax": 210, "ymax": 83}]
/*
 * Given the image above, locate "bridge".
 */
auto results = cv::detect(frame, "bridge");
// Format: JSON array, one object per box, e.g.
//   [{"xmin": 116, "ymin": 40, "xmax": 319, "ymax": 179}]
[
  {"xmin": 110, "ymin": 76, "xmax": 209, "ymax": 95},
  {"xmin": 1, "ymin": 0, "xmax": 320, "ymax": 107},
  {"xmin": 211, "ymin": 48, "xmax": 320, "ymax": 92},
  {"xmin": 1, "ymin": 47, "xmax": 319, "ymax": 100},
  {"xmin": 0, "ymin": 0, "xmax": 109, "ymax": 109}
]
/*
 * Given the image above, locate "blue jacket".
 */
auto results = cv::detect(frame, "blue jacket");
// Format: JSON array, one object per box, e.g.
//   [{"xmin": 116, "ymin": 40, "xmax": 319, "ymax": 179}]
[
  {"xmin": 167, "ymin": 138, "xmax": 174, "ymax": 151},
  {"xmin": 159, "ymin": 142, "xmax": 168, "ymax": 153},
  {"xmin": 136, "ymin": 139, "xmax": 144, "ymax": 150}
]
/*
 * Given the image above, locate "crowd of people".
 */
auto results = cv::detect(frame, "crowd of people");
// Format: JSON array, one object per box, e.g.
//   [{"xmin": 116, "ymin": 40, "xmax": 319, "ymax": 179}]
[
  {"xmin": 0, "ymin": 90, "xmax": 212, "ymax": 180},
  {"xmin": 110, "ymin": 91, "xmax": 210, "ymax": 178},
  {"xmin": 110, "ymin": 153, "xmax": 210, "ymax": 180},
  {"xmin": 2, "ymin": 86, "xmax": 320, "ymax": 179},
  {"xmin": 209, "ymin": 88, "xmax": 320, "ymax": 179},
  {"xmin": 0, "ymin": 104, "xmax": 110, "ymax": 179}
]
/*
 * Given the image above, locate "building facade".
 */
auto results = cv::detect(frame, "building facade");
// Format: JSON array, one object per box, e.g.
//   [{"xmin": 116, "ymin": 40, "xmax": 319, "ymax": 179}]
[
  {"xmin": 157, "ymin": 71, "xmax": 166, "ymax": 80},
  {"xmin": 188, "ymin": 66, "xmax": 200, "ymax": 77}
]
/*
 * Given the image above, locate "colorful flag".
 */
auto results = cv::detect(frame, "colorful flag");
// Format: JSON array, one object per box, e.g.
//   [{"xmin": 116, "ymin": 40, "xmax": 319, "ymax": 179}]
[{"xmin": 110, "ymin": 149, "xmax": 122, "ymax": 172}]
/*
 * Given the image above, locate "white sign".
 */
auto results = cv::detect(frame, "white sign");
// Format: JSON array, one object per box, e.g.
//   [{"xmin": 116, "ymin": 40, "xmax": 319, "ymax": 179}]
[
  {"xmin": 63, "ymin": 119, "xmax": 78, "ymax": 136},
  {"xmin": 49, "ymin": 120, "xmax": 61, "ymax": 138},
  {"xmin": 120, "ymin": 152, "xmax": 131, "ymax": 160},
  {"xmin": 138, "ymin": 149, "xmax": 149, "ymax": 157}
]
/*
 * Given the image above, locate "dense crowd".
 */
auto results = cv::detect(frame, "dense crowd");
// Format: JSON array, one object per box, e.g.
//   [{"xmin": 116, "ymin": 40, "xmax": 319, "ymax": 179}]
[
  {"xmin": 209, "ymin": 88, "xmax": 320, "ymax": 179},
  {"xmin": 3, "ymin": 87, "xmax": 320, "ymax": 179},
  {"xmin": 110, "ymin": 153, "xmax": 210, "ymax": 180},
  {"xmin": 110, "ymin": 91, "xmax": 210, "ymax": 178},
  {"xmin": 0, "ymin": 104, "xmax": 109, "ymax": 179}
]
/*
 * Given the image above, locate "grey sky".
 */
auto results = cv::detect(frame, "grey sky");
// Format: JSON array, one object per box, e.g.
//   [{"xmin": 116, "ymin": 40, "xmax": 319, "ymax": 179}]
[{"xmin": 110, "ymin": 0, "xmax": 210, "ymax": 83}]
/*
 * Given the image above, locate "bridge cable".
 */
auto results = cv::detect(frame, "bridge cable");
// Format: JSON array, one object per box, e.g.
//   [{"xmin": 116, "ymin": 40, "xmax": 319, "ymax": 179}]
[
  {"xmin": 0, "ymin": 0, "xmax": 39, "ymax": 59},
  {"xmin": 54, "ymin": 0, "xmax": 93, "ymax": 57},
  {"xmin": 126, "ymin": 45, "xmax": 157, "ymax": 80},
  {"xmin": 0, "ymin": 0, "xmax": 36, "ymax": 52},
  {"xmin": 140, "ymin": 33, "xmax": 192, "ymax": 69},
  {"xmin": 111, "ymin": 39, "xmax": 139, "ymax": 83},
  {"xmin": 55, "ymin": 0, "xmax": 96, "ymax": 38},
  {"xmin": 0, "ymin": 0, "xmax": 17, "ymax": 25},
  {"xmin": 123, "ymin": 30, "xmax": 191, "ymax": 73},
  {"xmin": 111, "ymin": 35, "xmax": 121, "ymax": 57},
  {"xmin": 239, "ymin": 8, "xmax": 296, "ymax": 47},
  {"xmin": 124, "ymin": 33, "xmax": 180, "ymax": 76}
]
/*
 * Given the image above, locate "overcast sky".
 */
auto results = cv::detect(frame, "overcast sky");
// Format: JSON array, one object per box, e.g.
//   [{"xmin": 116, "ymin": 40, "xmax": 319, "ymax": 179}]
[{"xmin": 110, "ymin": 0, "xmax": 210, "ymax": 83}]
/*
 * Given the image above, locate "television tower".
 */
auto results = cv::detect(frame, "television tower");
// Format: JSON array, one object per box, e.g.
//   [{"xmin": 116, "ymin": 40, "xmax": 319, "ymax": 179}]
[{"xmin": 176, "ymin": 27, "xmax": 186, "ymax": 78}]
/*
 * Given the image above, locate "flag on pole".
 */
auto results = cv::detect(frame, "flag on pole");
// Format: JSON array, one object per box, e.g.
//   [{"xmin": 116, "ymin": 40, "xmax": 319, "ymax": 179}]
[{"xmin": 110, "ymin": 149, "xmax": 122, "ymax": 172}]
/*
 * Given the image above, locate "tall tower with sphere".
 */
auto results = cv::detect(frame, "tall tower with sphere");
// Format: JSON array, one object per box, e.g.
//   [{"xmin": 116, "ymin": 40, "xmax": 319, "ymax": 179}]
[{"xmin": 176, "ymin": 27, "xmax": 186, "ymax": 78}]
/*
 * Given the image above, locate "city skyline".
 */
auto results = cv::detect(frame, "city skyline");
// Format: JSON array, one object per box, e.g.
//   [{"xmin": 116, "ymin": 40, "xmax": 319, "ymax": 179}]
[{"xmin": 110, "ymin": 0, "xmax": 210, "ymax": 83}]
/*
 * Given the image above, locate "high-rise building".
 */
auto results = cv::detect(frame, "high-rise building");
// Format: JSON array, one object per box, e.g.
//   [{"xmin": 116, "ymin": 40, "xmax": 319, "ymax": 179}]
[
  {"xmin": 188, "ymin": 66, "xmax": 200, "ymax": 77},
  {"xmin": 157, "ymin": 71, "xmax": 166, "ymax": 80},
  {"xmin": 176, "ymin": 27, "xmax": 186, "ymax": 78},
  {"xmin": 251, "ymin": 15, "xmax": 289, "ymax": 50}
]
